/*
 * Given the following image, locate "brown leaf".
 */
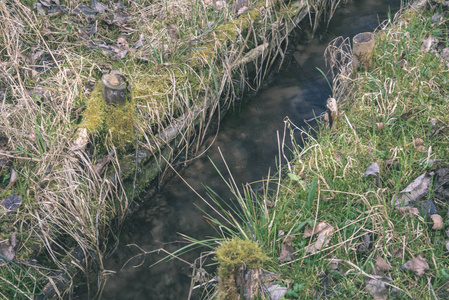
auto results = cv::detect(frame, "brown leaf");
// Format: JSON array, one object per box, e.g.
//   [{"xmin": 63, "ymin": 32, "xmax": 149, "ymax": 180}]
[
  {"xmin": 392, "ymin": 172, "xmax": 433, "ymax": 207},
  {"xmin": 392, "ymin": 247, "xmax": 403, "ymax": 258},
  {"xmin": 431, "ymin": 214, "xmax": 444, "ymax": 230},
  {"xmin": 305, "ymin": 223, "xmax": 334, "ymax": 254},
  {"xmin": 375, "ymin": 257, "xmax": 392, "ymax": 275},
  {"xmin": 0, "ymin": 232, "xmax": 16, "ymax": 264},
  {"xmin": 366, "ymin": 277, "xmax": 388, "ymax": 300},
  {"xmin": 398, "ymin": 206, "xmax": 420, "ymax": 216},
  {"xmin": 279, "ymin": 243, "xmax": 294, "ymax": 262},
  {"xmin": 420, "ymin": 36, "xmax": 438, "ymax": 52},
  {"xmin": 365, "ymin": 162, "xmax": 380, "ymax": 177},
  {"xmin": 403, "ymin": 255, "xmax": 429, "ymax": 277},
  {"xmin": 1, "ymin": 194, "xmax": 22, "ymax": 214},
  {"xmin": 70, "ymin": 128, "xmax": 89, "ymax": 152},
  {"xmin": 94, "ymin": 150, "xmax": 115, "ymax": 174},
  {"xmin": 7, "ymin": 167, "xmax": 17, "ymax": 188}
]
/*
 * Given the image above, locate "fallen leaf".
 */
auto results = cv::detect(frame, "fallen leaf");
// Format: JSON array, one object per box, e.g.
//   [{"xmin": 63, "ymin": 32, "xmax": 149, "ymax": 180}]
[
  {"xmin": 365, "ymin": 162, "xmax": 380, "ymax": 177},
  {"xmin": 279, "ymin": 243, "xmax": 294, "ymax": 262},
  {"xmin": 7, "ymin": 167, "xmax": 17, "ymax": 188},
  {"xmin": 265, "ymin": 284, "xmax": 288, "ymax": 300},
  {"xmin": 304, "ymin": 222, "xmax": 330, "ymax": 238},
  {"xmin": 391, "ymin": 172, "xmax": 433, "ymax": 207},
  {"xmin": 392, "ymin": 247, "xmax": 403, "ymax": 258},
  {"xmin": 70, "ymin": 127, "xmax": 89, "ymax": 152},
  {"xmin": 1, "ymin": 194, "xmax": 22, "ymax": 214},
  {"xmin": 446, "ymin": 241, "xmax": 449, "ymax": 252},
  {"xmin": 305, "ymin": 223, "xmax": 334, "ymax": 254},
  {"xmin": 420, "ymin": 36, "xmax": 438, "ymax": 52},
  {"xmin": 430, "ymin": 118, "xmax": 438, "ymax": 126},
  {"xmin": 0, "ymin": 239, "xmax": 15, "ymax": 263},
  {"xmin": 403, "ymin": 255, "xmax": 429, "ymax": 277},
  {"xmin": 94, "ymin": 150, "xmax": 115, "ymax": 174},
  {"xmin": 431, "ymin": 214, "xmax": 444, "ymax": 230},
  {"xmin": 398, "ymin": 206, "xmax": 419, "ymax": 216},
  {"xmin": 375, "ymin": 257, "xmax": 392, "ymax": 275},
  {"xmin": 366, "ymin": 277, "xmax": 388, "ymax": 300},
  {"xmin": 91, "ymin": 0, "xmax": 108, "ymax": 13}
]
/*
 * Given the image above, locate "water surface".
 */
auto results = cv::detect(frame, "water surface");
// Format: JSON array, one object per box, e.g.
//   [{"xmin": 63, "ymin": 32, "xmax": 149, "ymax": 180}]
[{"xmin": 91, "ymin": 1, "xmax": 401, "ymax": 299}]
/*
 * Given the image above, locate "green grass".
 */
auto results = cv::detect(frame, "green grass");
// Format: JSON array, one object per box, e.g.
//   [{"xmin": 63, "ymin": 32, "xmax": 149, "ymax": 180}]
[
  {"xmin": 191, "ymin": 1, "xmax": 449, "ymax": 299},
  {"xmin": 1, "ymin": 0, "xmax": 340, "ymax": 298}
]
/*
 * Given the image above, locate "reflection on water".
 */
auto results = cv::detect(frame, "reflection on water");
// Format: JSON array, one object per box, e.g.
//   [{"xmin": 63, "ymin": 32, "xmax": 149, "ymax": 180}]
[{"xmin": 93, "ymin": 1, "xmax": 401, "ymax": 299}]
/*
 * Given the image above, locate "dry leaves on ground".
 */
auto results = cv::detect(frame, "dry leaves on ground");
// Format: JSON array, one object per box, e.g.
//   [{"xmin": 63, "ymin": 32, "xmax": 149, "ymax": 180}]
[
  {"xmin": 403, "ymin": 255, "xmax": 429, "ymax": 277},
  {"xmin": 304, "ymin": 222, "xmax": 334, "ymax": 254},
  {"xmin": 365, "ymin": 162, "xmax": 380, "ymax": 178},
  {"xmin": 366, "ymin": 277, "xmax": 389, "ymax": 300},
  {"xmin": 0, "ymin": 231, "xmax": 17, "ymax": 264},
  {"xmin": 375, "ymin": 257, "xmax": 392, "ymax": 275},
  {"xmin": 1, "ymin": 194, "xmax": 22, "ymax": 215},
  {"xmin": 279, "ymin": 234, "xmax": 294, "ymax": 262},
  {"xmin": 431, "ymin": 214, "xmax": 444, "ymax": 230},
  {"xmin": 391, "ymin": 172, "xmax": 432, "ymax": 207}
]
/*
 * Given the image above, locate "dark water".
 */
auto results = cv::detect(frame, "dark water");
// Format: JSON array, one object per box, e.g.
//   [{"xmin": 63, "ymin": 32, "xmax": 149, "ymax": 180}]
[{"xmin": 87, "ymin": 0, "xmax": 402, "ymax": 299}]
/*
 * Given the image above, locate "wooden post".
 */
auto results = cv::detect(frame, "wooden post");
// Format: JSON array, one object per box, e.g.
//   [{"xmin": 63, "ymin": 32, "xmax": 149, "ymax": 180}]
[
  {"xmin": 101, "ymin": 74, "xmax": 128, "ymax": 105},
  {"xmin": 352, "ymin": 32, "xmax": 375, "ymax": 70},
  {"xmin": 326, "ymin": 97, "xmax": 338, "ymax": 130}
]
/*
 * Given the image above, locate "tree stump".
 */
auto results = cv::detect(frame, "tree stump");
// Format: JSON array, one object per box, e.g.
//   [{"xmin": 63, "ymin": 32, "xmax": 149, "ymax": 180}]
[
  {"xmin": 101, "ymin": 74, "xmax": 129, "ymax": 106},
  {"xmin": 352, "ymin": 32, "xmax": 375, "ymax": 70}
]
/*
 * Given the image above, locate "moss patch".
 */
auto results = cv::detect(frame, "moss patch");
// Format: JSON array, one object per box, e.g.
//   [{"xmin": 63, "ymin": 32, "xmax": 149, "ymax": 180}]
[{"xmin": 81, "ymin": 83, "xmax": 135, "ymax": 150}]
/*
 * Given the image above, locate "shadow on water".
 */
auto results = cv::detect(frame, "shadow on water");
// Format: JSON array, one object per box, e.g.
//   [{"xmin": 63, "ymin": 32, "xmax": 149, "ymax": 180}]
[{"xmin": 81, "ymin": 0, "xmax": 402, "ymax": 299}]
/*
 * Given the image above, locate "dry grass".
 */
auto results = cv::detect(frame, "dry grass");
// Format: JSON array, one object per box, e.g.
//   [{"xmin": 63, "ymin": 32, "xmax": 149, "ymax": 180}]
[{"xmin": 0, "ymin": 0, "xmax": 344, "ymax": 298}]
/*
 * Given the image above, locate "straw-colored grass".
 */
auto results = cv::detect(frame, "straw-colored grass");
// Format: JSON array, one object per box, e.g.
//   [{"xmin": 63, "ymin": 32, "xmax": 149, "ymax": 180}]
[{"xmin": 0, "ymin": 0, "xmax": 343, "ymax": 298}]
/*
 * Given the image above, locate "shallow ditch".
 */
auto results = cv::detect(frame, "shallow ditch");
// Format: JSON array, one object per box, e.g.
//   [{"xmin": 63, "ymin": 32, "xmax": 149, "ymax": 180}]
[{"xmin": 74, "ymin": 0, "xmax": 402, "ymax": 298}]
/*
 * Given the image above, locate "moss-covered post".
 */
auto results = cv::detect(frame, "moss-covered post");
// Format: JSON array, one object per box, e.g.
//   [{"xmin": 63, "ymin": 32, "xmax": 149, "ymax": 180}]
[
  {"xmin": 352, "ymin": 32, "xmax": 375, "ymax": 70},
  {"xmin": 101, "ymin": 74, "xmax": 129, "ymax": 106}
]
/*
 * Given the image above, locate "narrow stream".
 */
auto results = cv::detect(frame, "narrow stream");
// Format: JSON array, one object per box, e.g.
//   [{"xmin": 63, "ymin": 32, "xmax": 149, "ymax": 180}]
[{"xmin": 84, "ymin": 0, "xmax": 402, "ymax": 299}]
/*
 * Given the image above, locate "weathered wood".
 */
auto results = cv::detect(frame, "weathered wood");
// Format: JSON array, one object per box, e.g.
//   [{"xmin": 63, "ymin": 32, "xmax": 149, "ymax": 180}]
[
  {"xmin": 101, "ymin": 74, "xmax": 128, "ymax": 106},
  {"xmin": 326, "ymin": 97, "xmax": 338, "ymax": 129},
  {"xmin": 352, "ymin": 32, "xmax": 375, "ymax": 70}
]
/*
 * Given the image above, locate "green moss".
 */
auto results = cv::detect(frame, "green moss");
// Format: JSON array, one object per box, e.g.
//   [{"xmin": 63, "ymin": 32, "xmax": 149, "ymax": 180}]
[
  {"xmin": 215, "ymin": 238, "xmax": 268, "ymax": 300},
  {"xmin": 80, "ymin": 83, "xmax": 135, "ymax": 150}
]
